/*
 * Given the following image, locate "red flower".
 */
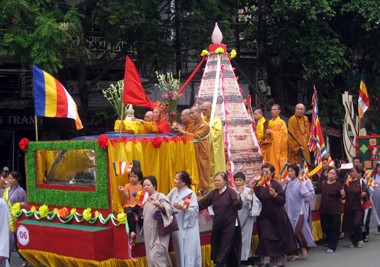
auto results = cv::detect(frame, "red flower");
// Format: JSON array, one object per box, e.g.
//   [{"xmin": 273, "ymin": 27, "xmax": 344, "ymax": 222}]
[
  {"xmin": 98, "ymin": 135, "xmax": 109, "ymax": 149},
  {"xmin": 59, "ymin": 207, "xmax": 69, "ymax": 217},
  {"xmin": 151, "ymin": 136, "xmax": 163, "ymax": 148},
  {"xmin": 19, "ymin": 138, "xmax": 30, "ymax": 152}
]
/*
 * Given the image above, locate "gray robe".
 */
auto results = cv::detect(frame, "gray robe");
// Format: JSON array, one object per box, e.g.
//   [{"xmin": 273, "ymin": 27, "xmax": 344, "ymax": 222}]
[
  {"xmin": 302, "ymin": 178, "xmax": 315, "ymax": 229},
  {"xmin": 366, "ymin": 174, "xmax": 380, "ymax": 228},
  {"xmin": 234, "ymin": 186, "xmax": 261, "ymax": 261},
  {"xmin": 167, "ymin": 187, "xmax": 201, "ymax": 267},
  {"xmin": 284, "ymin": 178, "xmax": 316, "ymax": 248},
  {"xmin": 143, "ymin": 191, "xmax": 173, "ymax": 267},
  {"xmin": 0, "ymin": 199, "xmax": 10, "ymax": 267}
]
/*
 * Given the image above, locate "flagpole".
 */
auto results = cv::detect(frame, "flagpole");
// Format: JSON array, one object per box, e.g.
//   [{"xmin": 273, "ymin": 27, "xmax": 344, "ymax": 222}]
[
  {"xmin": 34, "ymin": 115, "xmax": 39, "ymax": 141},
  {"xmin": 119, "ymin": 102, "xmax": 124, "ymax": 138}
]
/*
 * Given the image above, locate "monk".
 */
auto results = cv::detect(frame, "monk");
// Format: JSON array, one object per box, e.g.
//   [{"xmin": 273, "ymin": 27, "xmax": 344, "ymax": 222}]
[
  {"xmin": 288, "ymin": 103, "xmax": 311, "ymax": 164},
  {"xmin": 253, "ymin": 108, "xmax": 267, "ymax": 154},
  {"xmin": 177, "ymin": 106, "xmax": 211, "ymax": 192},
  {"xmin": 201, "ymin": 102, "xmax": 226, "ymax": 182},
  {"xmin": 144, "ymin": 111, "xmax": 153, "ymax": 122},
  {"xmin": 265, "ymin": 104, "xmax": 288, "ymax": 178}
]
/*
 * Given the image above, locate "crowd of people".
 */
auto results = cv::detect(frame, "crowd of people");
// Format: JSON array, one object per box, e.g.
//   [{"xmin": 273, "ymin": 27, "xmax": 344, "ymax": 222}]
[{"xmin": 2, "ymin": 100, "xmax": 380, "ymax": 267}]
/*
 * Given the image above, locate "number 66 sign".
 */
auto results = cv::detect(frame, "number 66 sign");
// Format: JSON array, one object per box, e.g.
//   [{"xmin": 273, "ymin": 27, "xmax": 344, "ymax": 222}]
[{"xmin": 17, "ymin": 225, "xmax": 30, "ymax": 246}]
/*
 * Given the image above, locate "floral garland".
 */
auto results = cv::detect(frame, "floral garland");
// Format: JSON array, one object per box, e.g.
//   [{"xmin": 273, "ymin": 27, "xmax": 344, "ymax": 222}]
[
  {"xmin": 13, "ymin": 203, "xmax": 126, "ymax": 226},
  {"xmin": 200, "ymin": 48, "xmax": 237, "ymax": 58}
]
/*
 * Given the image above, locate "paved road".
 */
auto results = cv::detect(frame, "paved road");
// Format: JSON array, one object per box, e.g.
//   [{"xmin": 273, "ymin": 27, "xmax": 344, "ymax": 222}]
[{"xmin": 9, "ymin": 229, "xmax": 380, "ymax": 267}]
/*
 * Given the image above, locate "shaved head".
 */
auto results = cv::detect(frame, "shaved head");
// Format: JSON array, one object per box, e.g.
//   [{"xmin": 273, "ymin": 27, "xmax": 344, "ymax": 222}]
[
  {"xmin": 201, "ymin": 102, "xmax": 212, "ymax": 117},
  {"xmin": 295, "ymin": 103, "xmax": 306, "ymax": 117}
]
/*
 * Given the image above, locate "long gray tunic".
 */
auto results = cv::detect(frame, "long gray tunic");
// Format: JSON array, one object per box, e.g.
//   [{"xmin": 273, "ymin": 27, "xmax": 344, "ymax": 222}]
[
  {"xmin": 143, "ymin": 191, "xmax": 173, "ymax": 267},
  {"xmin": 233, "ymin": 186, "xmax": 261, "ymax": 261},
  {"xmin": 283, "ymin": 178, "xmax": 316, "ymax": 248},
  {"xmin": 167, "ymin": 187, "xmax": 201, "ymax": 267}
]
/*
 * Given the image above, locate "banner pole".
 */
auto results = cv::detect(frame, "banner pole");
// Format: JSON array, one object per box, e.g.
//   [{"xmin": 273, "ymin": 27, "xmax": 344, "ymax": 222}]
[{"xmin": 34, "ymin": 115, "xmax": 39, "ymax": 141}]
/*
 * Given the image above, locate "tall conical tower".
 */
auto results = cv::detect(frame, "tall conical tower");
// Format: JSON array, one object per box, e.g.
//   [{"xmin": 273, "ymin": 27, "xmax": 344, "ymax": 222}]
[{"xmin": 196, "ymin": 23, "xmax": 263, "ymax": 184}]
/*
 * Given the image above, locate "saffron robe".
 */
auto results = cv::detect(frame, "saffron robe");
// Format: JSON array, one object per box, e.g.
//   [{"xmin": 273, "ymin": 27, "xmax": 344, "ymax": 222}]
[
  {"xmin": 184, "ymin": 120, "xmax": 211, "ymax": 191},
  {"xmin": 265, "ymin": 117, "xmax": 288, "ymax": 177},
  {"xmin": 0, "ymin": 199, "xmax": 10, "ymax": 267},
  {"xmin": 143, "ymin": 191, "xmax": 174, "ymax": 267},
  {"xmin": 233, "ymin": 186, "xmax": 261, "ymax": 261},
  {"xmin": 114, "ymin": 118, "xmax": 171, "ymax": 134},
  {"xmin": 283, "ymin": 178, "xmax": 316, "ymax": 248},
  {"xmin": 167, "ymin": 187, "xmax": 202, "ymax": 267},
  {"xmin": 198, "ymin": 187, "xmax": 242, "ymax": 265},
  {"xmin": 256, "ymin": 116, "xmax": 266, "ymax": 156},
  {"xmin": 254, "ymin": 179, "xmax": 297, "ymax": 257},
  {"xmin": 204, "ymin": 116, "xmax": 226, "ymax": 178},
  {"xmin": 288, "ymin": 115, "xmax": 311, "ymax": 164}
]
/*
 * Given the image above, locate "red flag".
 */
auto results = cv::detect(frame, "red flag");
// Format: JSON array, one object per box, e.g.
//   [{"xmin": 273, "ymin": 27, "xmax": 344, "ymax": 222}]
[{"xmin": 123, "ymin": 56, "xmax": 156, "ymax": 109}]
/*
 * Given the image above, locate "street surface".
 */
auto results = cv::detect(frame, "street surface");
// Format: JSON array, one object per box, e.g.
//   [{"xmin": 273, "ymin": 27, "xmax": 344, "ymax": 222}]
[{"xmin": 9, "ymin": 229, "xmax": 380, "ymax": 267}]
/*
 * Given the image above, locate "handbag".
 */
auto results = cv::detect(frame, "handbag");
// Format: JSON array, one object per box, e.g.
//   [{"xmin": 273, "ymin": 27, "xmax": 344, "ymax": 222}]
[
  {"xmin": 360, "ymin": 178, "xmax": 373, "ymax": 210},
  {"xmin": 153, "ymin": 194, "xmax": 179, "ymax": 236},
  {"xmin": 311, "ymin": 194, "xmax": 322, "ymax": 211}
]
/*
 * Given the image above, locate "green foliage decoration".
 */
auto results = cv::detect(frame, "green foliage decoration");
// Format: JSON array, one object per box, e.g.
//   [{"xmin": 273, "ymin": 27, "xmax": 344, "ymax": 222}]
[{"xmin": 25, "ymin": 140, "xmax": 110, "ymax": 209}]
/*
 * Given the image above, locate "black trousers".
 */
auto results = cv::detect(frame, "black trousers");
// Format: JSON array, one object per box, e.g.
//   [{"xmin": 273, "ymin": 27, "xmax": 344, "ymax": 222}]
[
  {"xmin": 124, "ymin": 206, "xmax": 143, "ymax": 234},
  {"xmin": 321, "ymin": 213, "xmax": 341, "ymax": 250},
  {"xmin": 362, "ymin": 208, "xmax": 372, "ymax": 238}
]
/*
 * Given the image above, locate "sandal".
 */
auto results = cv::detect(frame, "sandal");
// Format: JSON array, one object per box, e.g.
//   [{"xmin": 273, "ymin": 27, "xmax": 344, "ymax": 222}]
[
  {"xmin": 364, "ymin": 235, "xmax": 369, "ymax": 242},
  {"xmin": 289, "ymin": 255, "xmax": 299, "ymax": 262}
]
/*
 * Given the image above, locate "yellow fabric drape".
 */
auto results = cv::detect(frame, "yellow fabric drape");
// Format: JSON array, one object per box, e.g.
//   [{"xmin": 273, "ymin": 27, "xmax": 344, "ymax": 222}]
[
  {"xmin": 36, "ymin": 150, "xmax": 60, "ymax": 183},
  {"xmin": 107, "ymin": 139, "xmax": 199, "ymax": 212},
  {"xmin": 19, "ymin": 244, "xmax": 213, "ymax": 267}
]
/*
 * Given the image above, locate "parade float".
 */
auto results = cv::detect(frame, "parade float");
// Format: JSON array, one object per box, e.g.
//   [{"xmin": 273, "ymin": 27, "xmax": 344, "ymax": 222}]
[{"xmin": 14, "ymin": 24, "xmax": 327, "ymax": 267}]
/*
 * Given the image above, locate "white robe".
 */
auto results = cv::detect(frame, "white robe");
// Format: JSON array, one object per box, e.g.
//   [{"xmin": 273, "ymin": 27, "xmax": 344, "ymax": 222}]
[
  {"xmin": 143, "ymin": 192, "xmax": 173, "ymax": 267},
  {"xmin": 234, "ymin": 186, "xmax": 261, "ymax": 261},
  {"xmin": 0, "ymin": 199, "xmax": 10, "ymax": 267},
  {"xmin": 167, "ymin": 187, "xmax": 202, "ymax": 267}
]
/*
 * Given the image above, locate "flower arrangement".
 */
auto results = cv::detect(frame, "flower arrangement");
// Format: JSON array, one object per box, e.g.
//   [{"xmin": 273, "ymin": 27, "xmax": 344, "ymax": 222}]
[
  {"xmin": 155, "ymin": 71, "xmax": 181, "ymax": 123},
  {"xmin": 19, "ymin": 138, "xmax": 30, "ymax": 152},
  {"xmin": 15, "ymin": 204, "xmax": 127, "ymax": 226},
  {"xmin": 102, "ymin": 80, "xmax": 125, "ymax": 120}
]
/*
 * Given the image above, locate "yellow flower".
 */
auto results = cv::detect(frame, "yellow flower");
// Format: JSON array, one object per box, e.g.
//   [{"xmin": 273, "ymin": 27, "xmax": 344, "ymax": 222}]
[
  {"xmin": 94, "ymin": 211, "xmax": 100, "ymax": 218},
  {"xmin": 11, "ymin": 202, "xmax": 21, "ymax": 216},
  {"xmin": 39, "ymin": 205, "xmax": 49, "ymax": 218},
  {"xmin": 70, "ymin": 208, "xmax": 77, "ymax": 215},
  {"xmin": 117, "ymin": 212, "xmax": 127, "ymax": 224},
  {"xmin": 215, "ymin": 47, "xmax": 225, "ymax": 54},
  {"xmin": 230, "ymin": 49, "xmax": 237, "ymax": 58},
  {"xmin": 31, "ymin": 206, "xmax": 36, "ymax": 213},
  {"xmin": 83, "ymin": 208, "xmax": 92, "ymax": 221},
  {"xmin": 53, "ymin": 208, "xmax": 59, "ymax": 215},
  {"xmin": 200, "ymin": 50, "xmax": 209, "ymax": 57}
]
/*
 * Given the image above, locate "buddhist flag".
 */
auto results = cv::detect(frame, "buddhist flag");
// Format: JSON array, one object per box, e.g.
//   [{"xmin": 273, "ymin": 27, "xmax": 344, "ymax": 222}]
[
  {"xmin": 33, "ymin": 66, "xmax": 83, "ymax": 130},
  {"xmin": 308, "ymin": 86, "xmax": 328, "ymax": 174},
  {"xmin": 112, "ymin": 161, "xmax": 133, "ymax": 176},
  {"xmin": 279, "ymin": 163, "xmax": 288, "ymax": 179},
  {"xmin": 132, "ymin": 190, "xmax": 151, "ymax": 205},
  {"xmin": 181, "ymin": 193, "xmax": 193, "ymax": 210},
  {"xmin": 123, "ymin": 56, "xmax": 156, "ymax": 109},
  {"xmin": 358, "ymin": 76, "xmax": 370, "ymax": 119}
]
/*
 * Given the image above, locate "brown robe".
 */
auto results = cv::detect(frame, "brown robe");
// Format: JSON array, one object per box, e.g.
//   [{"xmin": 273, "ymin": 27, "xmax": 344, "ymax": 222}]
[
  {"xmin": 288, "ymin": 115, "xmax": 311, "ymax": 164},
  {"xmin": 198, "ymin": 187, "xmax": 242, "ymax": 265},
  {"xmin": 254, "ymin": 179, "xmax": 297, "ymax": 257},
  {"xmin": 184, "ymin": 119, "xmax": 211, "ymax": 191},
  {"xmin": 343, "ymin": 179, "xmax": 367, "ymax": 234}
]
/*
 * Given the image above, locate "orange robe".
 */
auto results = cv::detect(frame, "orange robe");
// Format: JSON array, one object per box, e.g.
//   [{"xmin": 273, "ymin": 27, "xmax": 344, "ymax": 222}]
[
  {"xmin": 184, "ymin": 119, "xmax": 211, "ymax": 191},
  {"xmin": 288, "ymin": 115, "xmax": 311, "ymax": 164},
  {"xmin": 265, "ymin": 117, "xmax": 288, "ymax": 178}
]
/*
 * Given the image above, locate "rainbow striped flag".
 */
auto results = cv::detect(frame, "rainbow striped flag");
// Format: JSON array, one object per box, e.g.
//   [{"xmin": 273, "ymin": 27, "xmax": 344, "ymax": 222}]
[
  {"xmin": 132, "ymin": 190, "xmax": 151, "ymax": 205},
  {"xmin": 112, "ymin": 161, "xmax": 133, "ymax": 176},
  {"xmin": 308, "ymin": 86, "xmax": 328, "ymax": 175},
  {"xmin": 364, "ymin": 169, "xmax": 374, "ymax": 179},
  {"xmin": 279, "ymin": 163, "xmax": 289, "ymax": 181},
  {"xmin": 358, "ymin": 75, "xmax": 370, "ymax": 119},
  {"xmin": 33, "ymin": 66, "xmax": 83, "ymax": 130}
]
